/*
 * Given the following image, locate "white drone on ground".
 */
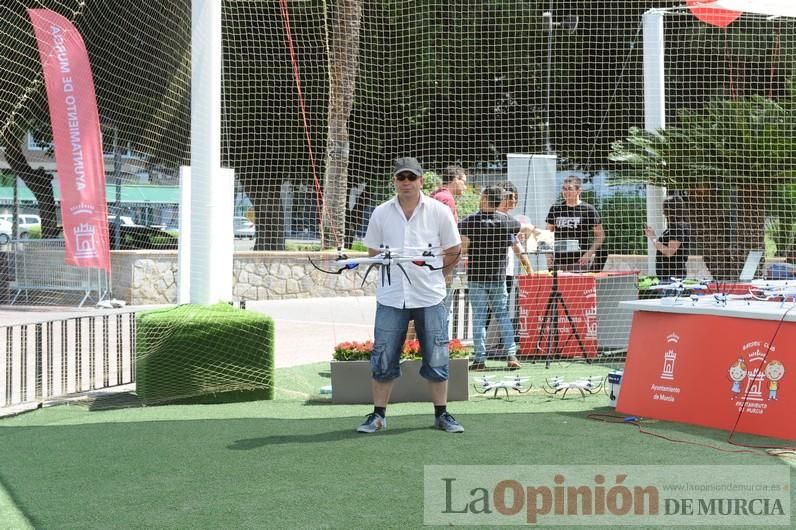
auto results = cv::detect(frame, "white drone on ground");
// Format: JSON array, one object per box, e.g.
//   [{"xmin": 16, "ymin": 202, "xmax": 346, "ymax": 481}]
[
  {"xmin": 309, "ymin": 245, "xmax": 452, "ymax": 287},
  {"xmin": 543, "ymin": 375, "xmax": 604, "ymax": 399},
  {"xmin": 472, "ymin": 375, "xmax": 532, "ymax": 400}
]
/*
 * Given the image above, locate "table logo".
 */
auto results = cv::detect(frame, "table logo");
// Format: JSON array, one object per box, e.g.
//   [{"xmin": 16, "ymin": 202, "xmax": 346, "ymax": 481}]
[
  {"xmin": 728, "ymin": 340, "xmax": 786, "ymax": 416},
  {"xmin": 660, "ymin": 333, "xmax": 679, "ymax": 381}
]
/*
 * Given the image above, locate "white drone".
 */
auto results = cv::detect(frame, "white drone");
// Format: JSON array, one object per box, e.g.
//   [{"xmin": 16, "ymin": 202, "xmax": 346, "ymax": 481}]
[
  {"xmin": 309, "ymin": 245, "xmax": 452, "ymax": 286},
  {"xmin": 543, "ymin": 375, "xmax": 604, "ymax": 399},
  {"xmin": 648, "ymin": 278, "xmax": 710, "ymax": 293},
  {"xmin": 648, "ymin": 278, "xmax": 710, "ymax": 304},
  {"xmin": 472, "ymin": 375, "xmax": 532, "ymax": 400},
  {"xmin": 748, "ymin": 280, "xmax": 796, "ymax": 304}
]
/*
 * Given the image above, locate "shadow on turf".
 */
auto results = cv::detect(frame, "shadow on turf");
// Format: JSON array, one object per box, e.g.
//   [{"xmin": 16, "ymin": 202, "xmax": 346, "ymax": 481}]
[{"xmin": 227, "ymin": 426, "xmax": 428, "ymax": 449}]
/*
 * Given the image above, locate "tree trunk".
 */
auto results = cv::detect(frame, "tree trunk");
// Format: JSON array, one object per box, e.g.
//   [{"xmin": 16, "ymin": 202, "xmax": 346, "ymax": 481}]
[
  {"xmin": 690, "ymin": 181, "xmax": 766, "ymax": 281},
  {"xmin": 321, "ymin": 0, "xmax": 362, "ymax": 250},
  {"xmin": 733, "ymin": 181, "xmax": 768, "ymax": 276},
  {"xmin": 2, "ymin": 134, "xmax": 59, "ymax": 239},
  {"xmin": 250, "ymin": 183, "xmax": 284, "ymax": 251}
]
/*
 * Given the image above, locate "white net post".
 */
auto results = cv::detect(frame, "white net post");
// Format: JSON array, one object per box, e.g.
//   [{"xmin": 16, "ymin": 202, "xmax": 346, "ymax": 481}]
[
  {"xmin": 643, "ymin": 9, "xmax": 667, "ymax": 277},
  {"xmin": 177, "ymin": 165, "xmax": 191, "ymax": 305},
  {"xmin": 190, "ymin": 0, "xmax": 232, "ymax": 304}
]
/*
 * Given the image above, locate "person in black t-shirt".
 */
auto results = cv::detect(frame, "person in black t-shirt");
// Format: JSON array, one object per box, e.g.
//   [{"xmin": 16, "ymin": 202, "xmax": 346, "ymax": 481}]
[
  {"xmin": 459, "ymin": 186, "xmax": 522, "ymax": 370},
  {"xmin": 644, "ymin": 196, "xmax": 690, "ymax": 279},
  {"xmin": 545, "ymin": 175, "xmax": 605, "ymax": 271}
]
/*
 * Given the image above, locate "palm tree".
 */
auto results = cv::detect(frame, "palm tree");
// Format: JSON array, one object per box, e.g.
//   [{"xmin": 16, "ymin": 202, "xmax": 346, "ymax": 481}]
[
  {"xmin": 609, "ymin": 84, "xmax": 796, "ymax": 279},
  {"xmin": 322, "ymin": 0, "xmax": 362, "ymax": 250}
]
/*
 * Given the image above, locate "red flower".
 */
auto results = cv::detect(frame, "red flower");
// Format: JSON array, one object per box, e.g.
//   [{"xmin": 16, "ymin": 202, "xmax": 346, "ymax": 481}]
[{"xmin": 333, "ymin": 337, "xmax": 470, "ymax": 361}]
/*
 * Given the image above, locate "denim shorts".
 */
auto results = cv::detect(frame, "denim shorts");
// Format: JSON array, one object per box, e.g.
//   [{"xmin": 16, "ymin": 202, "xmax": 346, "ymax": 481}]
[{"xmin": 370, "ymin": 302, "xmax": 450, "ymax": 382}]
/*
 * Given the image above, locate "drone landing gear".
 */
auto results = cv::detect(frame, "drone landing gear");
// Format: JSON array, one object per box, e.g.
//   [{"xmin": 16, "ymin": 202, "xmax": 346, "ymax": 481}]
[
  {"xmin": 472, "ymin": 375, "xmax": 532, "ymax": 401},
  {"xmin": 542, "ymin": 376, "xmax": 604, "ymax": 399}
]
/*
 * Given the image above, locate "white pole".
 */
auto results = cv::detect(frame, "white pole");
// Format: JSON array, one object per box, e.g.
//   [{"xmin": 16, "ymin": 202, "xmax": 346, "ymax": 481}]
[
  {"xmin": 177, "ymin": 166, "xmax": 191, "ymax": 304},
  {"xmin": 643, "ymin": 9, "xmax": 667, "ymax": 277},
  {"xmin": 190, "ymin": 0, "xmax": 232, "ymax": 304}
]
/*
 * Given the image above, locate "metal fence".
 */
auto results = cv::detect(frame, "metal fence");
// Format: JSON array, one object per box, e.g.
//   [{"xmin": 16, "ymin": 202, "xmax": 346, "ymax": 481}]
[
  {"xmin": 1, "ymin": 311, "xmax": 136, "ymax": 411},
  {"xmin": 8, "ymin": 239, "xmax": 109, "ymax": 307}
]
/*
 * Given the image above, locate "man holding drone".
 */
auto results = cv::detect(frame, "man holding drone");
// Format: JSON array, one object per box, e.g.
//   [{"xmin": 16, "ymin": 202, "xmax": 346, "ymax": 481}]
[{"xmin": 356, "ymin": 157, "xmax": 463, "ymax": 434}]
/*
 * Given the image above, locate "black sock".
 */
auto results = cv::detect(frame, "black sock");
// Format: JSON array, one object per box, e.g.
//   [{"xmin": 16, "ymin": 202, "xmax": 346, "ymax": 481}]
[
  {"xmin": 374, "ymin": 406, "xmax": 386, "ymax": 418},
  {"xmin": 434, "ymin": 405, "xmax": 447, "ymax": 418}
]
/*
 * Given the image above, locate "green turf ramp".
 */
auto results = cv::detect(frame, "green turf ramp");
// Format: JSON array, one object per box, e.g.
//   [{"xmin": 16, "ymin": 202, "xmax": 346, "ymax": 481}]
[{"xmin": 135, "ymin": 303, "xmax": 274, "ymax": 405}]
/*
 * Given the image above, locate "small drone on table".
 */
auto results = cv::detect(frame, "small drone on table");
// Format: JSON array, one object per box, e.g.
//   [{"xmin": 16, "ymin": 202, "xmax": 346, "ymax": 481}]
[
  {"xmin": 647, "ymin": 278, "xmax": 710, "ymax": 304},
  {"xmin": 543, "ymin": 375, "xmax": 604, "ymax": 399},
  {"xmin": 309, "ymin": 245, "xmax": 448, "ymax": 287},
  {"xmin": 749, "ymin": 280, "xmax": 796, "ymax": 304},
  {"xmin": 472, "ymin": 375, "xmax": 532, "ymax": 400}
]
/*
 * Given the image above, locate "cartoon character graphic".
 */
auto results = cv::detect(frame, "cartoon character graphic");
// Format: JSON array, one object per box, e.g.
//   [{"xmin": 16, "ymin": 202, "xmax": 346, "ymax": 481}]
[
  {"xmin": 728, "ymin": 358, "xmax": 747, "ymax": 396},
  {"xmin": 764, "ymin": 361, "xmax": 785, "ymax": 400}
]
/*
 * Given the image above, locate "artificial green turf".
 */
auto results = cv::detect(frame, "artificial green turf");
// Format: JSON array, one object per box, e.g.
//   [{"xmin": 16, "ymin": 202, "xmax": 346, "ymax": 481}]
[{"xmin": 0, "ymin": 361, "xmax": 793, "ymax": 529}]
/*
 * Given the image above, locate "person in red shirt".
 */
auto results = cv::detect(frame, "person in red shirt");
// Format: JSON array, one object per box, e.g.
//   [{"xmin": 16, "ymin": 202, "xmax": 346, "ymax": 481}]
[{"xmin": 431, "ymin": 165, "xmax": 467, "ymax": 223}]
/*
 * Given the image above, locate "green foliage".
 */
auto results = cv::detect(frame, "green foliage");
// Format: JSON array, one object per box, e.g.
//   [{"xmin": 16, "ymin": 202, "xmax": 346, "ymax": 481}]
[
  {"xmin": 0, "ymin": 170, "xmax": 15, "ymax": 187},
  {"xmin": 609, "ymin": 83, "xmax": 796, "ymax": 188},
  {"xmin": 116, "ymin": 226, "xmax": 178, "ymax": 250},
  {"xmin": 455, "ymin": 186, "xmax": 481, "ymax": 218},
  {"xmin": 350, "ymin": 240, "xmax": 368, "ymax": 252},
  {"xmin": 26, "ymin": 225, "xmax": 42, "ymax": 239},
  {"xmin": 422, "ymin": 171, "xmax": 441, "ymax": 195},
  {"xmin": 599, "ymin": 194, "xmax": 647, "ymax": 255},
  {"xmin": 767, "ymin": 183, "xmax": 796, "ymax": 256}
]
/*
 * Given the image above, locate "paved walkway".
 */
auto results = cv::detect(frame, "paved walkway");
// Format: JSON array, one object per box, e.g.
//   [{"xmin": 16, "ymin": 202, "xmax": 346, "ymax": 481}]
[
  {"xmin": 0, "ymin": 297, "xmax": 377, "ymax": 369},
  {"xmin": 247, "ymin": 297, "xmax": 376, "ymax": 367}
]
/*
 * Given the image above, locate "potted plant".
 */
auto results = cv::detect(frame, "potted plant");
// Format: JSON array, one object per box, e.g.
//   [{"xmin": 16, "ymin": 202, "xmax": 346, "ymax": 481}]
[{"xmin": 330, "ymin": 338, "xmax": 471, "ymax": 403}]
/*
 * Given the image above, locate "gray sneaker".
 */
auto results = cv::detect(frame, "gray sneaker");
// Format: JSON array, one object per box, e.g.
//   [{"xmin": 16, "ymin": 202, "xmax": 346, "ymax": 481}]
[
  {"xmin": 356, "ymin": 412, "xmax": 386, "ymax": 433},
  {"xmin": 434, "ymin": 411, "xmax": 464, "ymax": 433}
]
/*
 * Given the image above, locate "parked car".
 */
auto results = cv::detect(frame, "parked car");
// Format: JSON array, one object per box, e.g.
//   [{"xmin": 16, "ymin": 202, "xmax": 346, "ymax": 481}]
[
  {"xmin": 234, "ymin": 216, "xmax": 255, "ymax": 239},
  {"xmin": 0, "ymin": 213, "xmax": 41, "ymax": 239},
  {"xmin": 0, "ymin": 219, "xmax": 11, "ymax": 245}
]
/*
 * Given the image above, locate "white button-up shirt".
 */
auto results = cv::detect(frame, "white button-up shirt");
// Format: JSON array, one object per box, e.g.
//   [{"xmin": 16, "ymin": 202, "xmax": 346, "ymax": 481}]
[{"xmin": 364, "ymin": 193, "xmax": 461, "ymax": 309}]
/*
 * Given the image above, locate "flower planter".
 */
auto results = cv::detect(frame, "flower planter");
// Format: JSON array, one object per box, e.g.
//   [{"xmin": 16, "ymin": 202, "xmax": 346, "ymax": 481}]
[{"xmin": 330, "ymin": 358, "xmax": 469, "ymax": 404}]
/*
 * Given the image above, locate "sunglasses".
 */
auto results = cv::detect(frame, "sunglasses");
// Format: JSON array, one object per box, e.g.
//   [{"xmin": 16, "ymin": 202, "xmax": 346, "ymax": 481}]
[
  {"xmin": 562, "ymin": 186, "xmax": 579, "ymax": 191},
  {"xmin": 395, "ymin": 173, "xmax": 419, "ymax": 182}
]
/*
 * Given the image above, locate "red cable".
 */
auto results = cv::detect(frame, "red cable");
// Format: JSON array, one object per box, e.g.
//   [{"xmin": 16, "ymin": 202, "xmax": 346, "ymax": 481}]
[
  {"xmin": 769, "ymin": 31, "xmax": 780, "ymax": 99},
  {"xmin": 724, "ymin": 29, "xmax": 736, "ymax": 99},
  {"xmin": 278, "ymin": 0, "xmax": 340, "ymax": 248}
]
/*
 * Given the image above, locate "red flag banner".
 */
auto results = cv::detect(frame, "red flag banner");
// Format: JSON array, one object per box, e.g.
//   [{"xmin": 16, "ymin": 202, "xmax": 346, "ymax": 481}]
[
  {"xmin": 28, "ymin": 9, "xmax": 111, "ymax": 274},
  {"xmin": 686, "ymin": 0, "xmax": 742, "ymax": 27}
]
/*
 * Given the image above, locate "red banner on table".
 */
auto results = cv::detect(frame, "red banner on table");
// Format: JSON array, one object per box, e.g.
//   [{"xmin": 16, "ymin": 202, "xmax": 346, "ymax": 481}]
[
  {"xmin": 28, "ymin": 9, "xmax": 110, "ymax": 274},
  {"xmin": 517, "ymin": 273, "xmax": 598, "ymax": 359},
  {"xmin": 618, "ymin": 311, "xmax": 794, "ymax": 441}
]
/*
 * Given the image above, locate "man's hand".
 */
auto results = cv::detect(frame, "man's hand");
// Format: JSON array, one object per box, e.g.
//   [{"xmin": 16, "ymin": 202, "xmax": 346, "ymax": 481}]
[{"xmin": 578, "ymin": 251, "xmax": 594, "ymax": 267}]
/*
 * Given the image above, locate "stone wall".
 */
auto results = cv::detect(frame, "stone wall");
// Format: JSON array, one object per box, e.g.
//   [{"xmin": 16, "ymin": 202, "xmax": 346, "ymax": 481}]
[
  {"xmin": 111, "ymin": 250, "xmax": 377, "ymax": 305},
  {"xmin": 110, "ymin": 251, "xmax": 788, "ymax": 305}
]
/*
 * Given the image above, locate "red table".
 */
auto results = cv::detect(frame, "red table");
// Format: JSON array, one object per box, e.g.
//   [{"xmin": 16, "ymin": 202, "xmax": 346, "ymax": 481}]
[
  {"xmin": 516, "ymin": 273, "xmax": 599, "ymax": 359},
  {"xmin": 617, "ymin": 299, "xmax": 795, "ymax": 441}
]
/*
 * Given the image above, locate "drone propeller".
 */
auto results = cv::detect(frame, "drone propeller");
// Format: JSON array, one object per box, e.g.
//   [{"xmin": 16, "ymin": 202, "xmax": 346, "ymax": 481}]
[
  {"xmin": 648, "ymin": 280, "xmax": 708, "ymax": 291},
  {"xmin": 308, "ymin": 244, "xmax": 454, "ymax": 287}
]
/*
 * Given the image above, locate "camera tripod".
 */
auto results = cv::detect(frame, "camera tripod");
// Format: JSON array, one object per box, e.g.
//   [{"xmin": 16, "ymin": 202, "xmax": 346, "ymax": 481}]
[{"xmin": 535, "ymin": 268, "xmax": 590, "ymax": 368}]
